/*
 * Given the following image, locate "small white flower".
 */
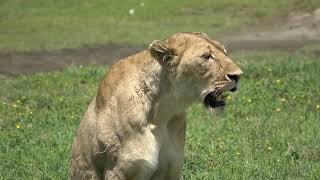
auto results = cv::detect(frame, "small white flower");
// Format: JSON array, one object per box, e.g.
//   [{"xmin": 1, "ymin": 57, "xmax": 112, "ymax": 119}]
[{"xmin": 129, "ymin": 9, "xmax": 135, "ymax": 15}]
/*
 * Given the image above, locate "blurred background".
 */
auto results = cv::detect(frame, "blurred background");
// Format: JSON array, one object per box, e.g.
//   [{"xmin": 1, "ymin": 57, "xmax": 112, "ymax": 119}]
[
  {"xmin": 0, "ymin": 0, "xmax": 320, "ymax": 179},
  {"xmin": 0, "ymin": 0, "xmax": 320, "ymax": 74}
]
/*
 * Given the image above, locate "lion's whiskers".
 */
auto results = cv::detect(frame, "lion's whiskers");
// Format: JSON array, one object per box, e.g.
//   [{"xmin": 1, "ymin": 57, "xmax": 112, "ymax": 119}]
[{"xmin": 209, "ymin": 108, "xmax": 214, "ymax": 116}]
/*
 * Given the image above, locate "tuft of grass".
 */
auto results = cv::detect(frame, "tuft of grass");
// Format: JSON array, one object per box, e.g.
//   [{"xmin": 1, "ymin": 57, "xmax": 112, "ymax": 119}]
[
  {"xmin": 1, "ymin": 0, "xmax": 320, "ymax": 51},
  {"xmin": 0, "ymin": 53, "xmax": 319, "ymax": 179}
]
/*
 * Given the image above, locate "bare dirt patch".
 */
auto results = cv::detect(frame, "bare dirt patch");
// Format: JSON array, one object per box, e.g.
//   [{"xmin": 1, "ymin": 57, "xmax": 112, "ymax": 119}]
[
  {"xmin": 0, "ymin": 44, "xmax": 143, "ymax": 76},
  {"xmin": 1, "ymin": 9, "xmax": 320, "ymax": 76},
  {"xmin": 220, "ymin": 8, "xmax": 320, "ymax": 52}
]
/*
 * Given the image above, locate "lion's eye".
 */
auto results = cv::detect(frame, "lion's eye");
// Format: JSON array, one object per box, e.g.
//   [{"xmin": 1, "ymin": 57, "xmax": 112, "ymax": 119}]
[{"xmin": 201, "ymin": 53, "xmax": 214, "ymax": 61}]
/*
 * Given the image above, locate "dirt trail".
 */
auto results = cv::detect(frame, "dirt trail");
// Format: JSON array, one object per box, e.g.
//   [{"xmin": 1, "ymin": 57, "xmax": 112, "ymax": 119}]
[
  {"xmin": 1, "ymin": 9, "xmax": 320, "ymax": 76},
  {"xmin": 0, "ymin": 44, "xmax": 143, "ymax": 76},
  {"xmin": 221, "ymin": 9, "xmax": 320, "ymax": 52}
]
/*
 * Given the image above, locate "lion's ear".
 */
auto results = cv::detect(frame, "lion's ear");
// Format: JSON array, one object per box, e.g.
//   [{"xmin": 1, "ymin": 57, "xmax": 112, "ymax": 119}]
[{"xmin": 149, "ymin": 40, "xmax": 174, "ymax": 65}]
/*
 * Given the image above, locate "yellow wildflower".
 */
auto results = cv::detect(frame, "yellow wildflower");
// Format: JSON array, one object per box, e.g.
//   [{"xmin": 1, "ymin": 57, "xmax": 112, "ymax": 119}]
[
  {"xmin": 276, "ymin": 108, "xmax": 281, "ymax": 112},
  {"xmin": 247, "ymin": 99, "xmax": 252, "ymax": 103},
  {"xmin": 13, "ymin": 104, "xmax": 17, "ymax": 108},
  {"xmin": 280, "ymin": 98, "xmax": 286, "ymax": 102},
  {"xmin": 276, "ymin": 79, "xmax": 281, "ymax": 83},
  {"xmin": 227, "ymin": 96, "xmax": 231, "ymax": 100},
  {"xmin": 16, "ymin": 124, "xmax": 20, "ymax": 129},
  {"xmin": 316, "ymin": 105, "xmax": 320, "ymax": 109},
  {"xmin": 268, "ymin": 146, "xmax": 272, "ymax": 150}
]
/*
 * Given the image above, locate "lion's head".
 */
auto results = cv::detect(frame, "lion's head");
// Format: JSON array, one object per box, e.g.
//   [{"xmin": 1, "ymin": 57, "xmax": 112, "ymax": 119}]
[{"xmin": 149, "ymin": 32, "xmax": 242, "ymax": 111}]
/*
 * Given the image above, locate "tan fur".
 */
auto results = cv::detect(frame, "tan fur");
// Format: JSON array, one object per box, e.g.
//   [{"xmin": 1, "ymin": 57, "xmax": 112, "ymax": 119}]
[{"xmin": 71, "ymin": 32, "xmax": 242, "ymax": 179}]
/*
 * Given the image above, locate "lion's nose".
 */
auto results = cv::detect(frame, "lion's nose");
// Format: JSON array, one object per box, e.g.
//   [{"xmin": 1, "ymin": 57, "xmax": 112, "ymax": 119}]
[
  {"xmin": 226, "ymin": 70, "xmax": 242, "ymax": 92},
  {"xmin": 227, "ymin": 74, "xmax": 240, "ymax": 84}
]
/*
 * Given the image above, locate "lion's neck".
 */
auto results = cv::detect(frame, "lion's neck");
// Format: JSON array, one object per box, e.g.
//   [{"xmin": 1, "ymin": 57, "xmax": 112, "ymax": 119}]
[{"xmin": 135, "ymin": 52, "xmax": 187, "ymax": 126}]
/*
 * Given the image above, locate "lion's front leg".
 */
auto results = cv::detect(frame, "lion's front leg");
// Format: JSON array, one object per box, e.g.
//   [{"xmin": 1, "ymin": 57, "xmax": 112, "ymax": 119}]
[
  {"xmin": 103, "ymin": 124, "xmax": 160, "ymax": 180},
  {"xmin": 71, "ymin": 139, "xmax": 102, "ymax": 180}
]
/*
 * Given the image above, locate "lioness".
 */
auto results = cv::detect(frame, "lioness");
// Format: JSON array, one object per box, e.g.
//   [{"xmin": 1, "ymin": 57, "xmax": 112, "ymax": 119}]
[{"xmin": 71, "ymin": 32, "xmax": 242, "ymax": 179}]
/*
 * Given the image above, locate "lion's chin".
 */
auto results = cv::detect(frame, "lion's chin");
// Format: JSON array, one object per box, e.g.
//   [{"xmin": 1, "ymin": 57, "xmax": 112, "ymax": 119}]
[{"xmin": 208, "ymin": 106, "xmax": 226, "ymax": 114}]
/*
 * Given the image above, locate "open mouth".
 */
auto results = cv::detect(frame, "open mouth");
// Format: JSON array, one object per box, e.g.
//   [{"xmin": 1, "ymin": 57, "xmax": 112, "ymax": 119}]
[
  {"xmin": 202, "ymin": 82, "xmax": 238, "ymax": 109},
  {"xmin": 202, "ymin": 81, "xmax": 238, "ymax": 110},
  {"xmin": 203, "ymin": 90, "xmax": 227, "ymax": 109}
]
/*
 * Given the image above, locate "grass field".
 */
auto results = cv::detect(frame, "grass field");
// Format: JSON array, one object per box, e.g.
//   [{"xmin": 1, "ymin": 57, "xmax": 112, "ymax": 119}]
[
  {"xmin": 1, "ymin": 0, "xmax": 320, "ymax": 179},
  {"xmin": 1, "ymin": 0, "xmax": 320, "ymax": 51},
  {"xmin": 1, "ymin": 52, "xmax": 319, "ymax": 179}
]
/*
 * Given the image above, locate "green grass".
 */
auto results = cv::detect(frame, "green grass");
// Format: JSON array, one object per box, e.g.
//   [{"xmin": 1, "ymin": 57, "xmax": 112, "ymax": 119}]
[
  {"xmin": 0, "ymin": 53, "xmax": 319, "ymax": 179},
  {"xmin": 1, "ymin": 0, "xmax": 320, "ymax": 51}
]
